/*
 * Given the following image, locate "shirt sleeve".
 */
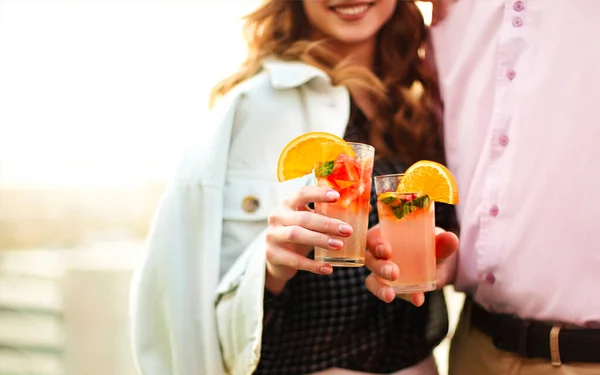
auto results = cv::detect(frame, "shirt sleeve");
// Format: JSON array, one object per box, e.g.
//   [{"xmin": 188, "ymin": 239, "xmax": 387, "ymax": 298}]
[
  {"xmin": 130, "ymin": 183, "xmax": 227, "ymax": 375},
  {"xmin": 130, "ymin": 90, "xmax": 241, "ymax": 375},
  {"xmin": 213, "ymin": 84, "xmax": 314, "ymax": 374}
]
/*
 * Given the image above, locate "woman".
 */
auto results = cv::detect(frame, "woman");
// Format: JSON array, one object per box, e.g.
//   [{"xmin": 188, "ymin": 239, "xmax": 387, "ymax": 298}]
[{"xmin": 130, "ymin": 1, "xmax": 458, "ymax": 374}]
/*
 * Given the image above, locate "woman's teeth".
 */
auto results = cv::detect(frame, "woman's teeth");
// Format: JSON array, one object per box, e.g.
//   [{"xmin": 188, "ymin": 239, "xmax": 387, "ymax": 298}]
[{"xmin": 333, "ymin": 5, "xmax": 370, "ymax": 16}]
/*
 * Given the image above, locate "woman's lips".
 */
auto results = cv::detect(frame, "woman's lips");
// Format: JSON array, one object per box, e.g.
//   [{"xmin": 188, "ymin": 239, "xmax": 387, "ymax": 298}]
[{"xmin": 330, "ymin": 3, "xmax": 373, "ymax": 21}]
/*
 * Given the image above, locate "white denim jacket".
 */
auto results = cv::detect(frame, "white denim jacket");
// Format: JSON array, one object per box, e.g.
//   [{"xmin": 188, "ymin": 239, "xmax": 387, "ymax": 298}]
[{"xmin": 129, "ymin": 59, "xmax": 351, "ymax": 375}]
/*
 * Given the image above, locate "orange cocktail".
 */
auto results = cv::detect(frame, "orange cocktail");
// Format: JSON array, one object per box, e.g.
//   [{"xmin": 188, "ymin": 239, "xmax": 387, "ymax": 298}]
[
  {"xmin": 374, "ymin": 161, "xmax": 459, "ymax": 294},
  {"xmin": 375, "ymin": 179, "xmax": 436, "ymax": 292},
  {"xmin": 314, "ymin": 143, "xmax": 374, "ymax": 266}
]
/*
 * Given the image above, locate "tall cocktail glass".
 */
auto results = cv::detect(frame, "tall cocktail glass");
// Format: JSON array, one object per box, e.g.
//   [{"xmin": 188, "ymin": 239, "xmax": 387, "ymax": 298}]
[
  {"xmin": 374, "ymin": 174, "xmax": 436, "ymax": 293},
  {"xmin": 313, "ymin": 142, "xmax": 374, "ymax": 267}
]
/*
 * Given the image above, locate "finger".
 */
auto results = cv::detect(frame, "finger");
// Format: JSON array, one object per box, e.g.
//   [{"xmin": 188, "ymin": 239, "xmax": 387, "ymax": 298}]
[
  {"xmin": 300, "ymin": 203, "xmax": 314, "ymax": 213},
  {"xmin": 397, "ymin": 293, "xmax": 426, "ymax": 307},
  {"xmin": 435, "ymin": 231, "xmax": 459, "ymax": 260},
  {"xmin": 435, "ymin": 255, "xmax": 455, "ymax": 287},
  {"xmin": 267, "ymin": 225, "xmax": 345, "ymax": 251},
  {"xmin": 366, "ymin": 225, "xmax": 392, "ymax": 259},
  {"xmin": 365, "ymin": 274, "xmax": 396, "ymax": 303},
  {"xmin": 364, "ymin": 251, "xmax": 399, "ymax": 281},
  {"xmin": 266, "ymin": 246, "xmax": 333, "ymax": 275},
  {"xmin": 284, "ymin": 186, "xmax": 339, "ymax": 209},
  {"xmin": 278, "ymin": 210, "xmax": 353, "ymax": 237}
]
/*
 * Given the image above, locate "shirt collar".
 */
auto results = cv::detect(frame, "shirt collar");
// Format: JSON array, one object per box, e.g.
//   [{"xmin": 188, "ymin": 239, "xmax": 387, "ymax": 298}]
[{"xmin": 262, "ymin": 58, "xmax": 331, "ymax": 89}]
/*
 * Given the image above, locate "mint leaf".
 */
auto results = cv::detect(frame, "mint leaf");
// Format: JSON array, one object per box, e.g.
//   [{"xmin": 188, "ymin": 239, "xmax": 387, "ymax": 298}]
[
  {"xmin": 391, "ymin": 203, "xmax": 415, "ymax": 220},
  {"xmin": 380, "ymin": 196, "xmax": 396, "ymax": 204},
  {"xmin": 315, "ymin": 160, "xmax": 335, "ymax": 177},
  {"xmin": 390, "ymin": 195, "xmax": 430, "ymax": 219},
  {"xmin": 410, "ymin": 195, "xmax": 430, "ymax": 209},
  {"xmin": 391, "ymin": 206, "xmax": 406, "ymax": 220}
]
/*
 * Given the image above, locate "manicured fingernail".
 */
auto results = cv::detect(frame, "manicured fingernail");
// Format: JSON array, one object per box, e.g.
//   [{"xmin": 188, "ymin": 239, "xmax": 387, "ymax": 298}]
[
  {"xmin": 326, "ymin": 190, "xmax": 340, "ymax": 201},
  {"xmin": 377, "ymin": 288, "xmax": 387, "ymax": 301},
  {"xmin": 381, "ymin": 265, "xmax": 392, "ymax": 280},
  {"xmin": 375, "ymin": 245, "xmax": 386, "ymax": 257},
  {"xmin": 328, "ymin": 238, "xmax": 344, "ymax": 249},
  {"xmin": 338, "ymin": 224, "xmax": 352, "ymax": 235},
  {"xmin": 320, "ymin": 266, "xmax": 332, "ymax": 274}
]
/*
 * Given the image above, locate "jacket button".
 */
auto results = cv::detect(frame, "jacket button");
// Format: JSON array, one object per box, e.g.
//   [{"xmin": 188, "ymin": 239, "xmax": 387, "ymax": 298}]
[{"xmin": 242, "ymin": 196, "xmax": 260, "ymax": 213}]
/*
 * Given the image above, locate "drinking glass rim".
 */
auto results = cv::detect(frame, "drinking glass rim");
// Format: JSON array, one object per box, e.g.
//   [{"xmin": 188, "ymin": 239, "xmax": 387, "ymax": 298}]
[
  {"xmin": 320, "ymin": 141, "xmax": 374, "ymax": 151},
  {"xmin": 374, "ymin": 173, "xmax": 405, "ymax": 180}
]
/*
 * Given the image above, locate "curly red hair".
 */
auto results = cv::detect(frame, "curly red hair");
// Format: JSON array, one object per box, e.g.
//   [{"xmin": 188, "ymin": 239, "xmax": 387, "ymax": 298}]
[{"xmin": 211, "ymin": 1, "xmax": 442, "ymax": 164}]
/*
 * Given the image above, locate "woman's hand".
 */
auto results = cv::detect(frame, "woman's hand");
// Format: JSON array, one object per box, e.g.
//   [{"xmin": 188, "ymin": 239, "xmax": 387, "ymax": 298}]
[
  {"xmin": 265, "ymin": 186, "xmax": 353, "ymax": 295},
  {"xmin": 364, "ymin": 225, "xmax": 459, "ymax": 306}
]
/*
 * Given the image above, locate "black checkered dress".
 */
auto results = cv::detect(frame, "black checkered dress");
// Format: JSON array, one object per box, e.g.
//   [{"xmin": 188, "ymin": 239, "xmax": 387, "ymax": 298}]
[{"xmin": 255, "ymin": 106, "xmax": 456, "ymax": 375}]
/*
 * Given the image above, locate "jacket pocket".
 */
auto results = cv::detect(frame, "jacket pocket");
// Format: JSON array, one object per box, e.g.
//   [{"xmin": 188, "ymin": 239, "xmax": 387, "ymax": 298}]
[
  {"xmin": 217, "ymin": 172, "xmax": 313, "ymax": 295},
  {"xmin": 222, "ymin": 169, "xmax": 277, "ymax": 221},
  {"xmin": 219, "ymin": 169, "xmax": 276, "ymax": 286}
]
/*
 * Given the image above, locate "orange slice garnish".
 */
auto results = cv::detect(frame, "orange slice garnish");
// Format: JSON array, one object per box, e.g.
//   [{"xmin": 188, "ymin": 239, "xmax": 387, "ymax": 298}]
[
  {"xmin": 398, "ymin": 160, "xmax": 460, "ymax": 204},
  {"xmin": 277, "ymin": 132, "xmax": 354, "ymax": 182}
]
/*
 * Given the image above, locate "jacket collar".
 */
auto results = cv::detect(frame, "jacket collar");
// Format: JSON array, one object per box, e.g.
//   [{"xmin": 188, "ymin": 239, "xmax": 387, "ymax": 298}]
[{"xmin": 262, "ymin": 58, "xmax": 332, "ymax": 89}]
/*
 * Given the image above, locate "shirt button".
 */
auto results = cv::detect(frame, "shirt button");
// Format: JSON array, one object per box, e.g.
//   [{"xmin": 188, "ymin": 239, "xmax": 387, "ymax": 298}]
[
  {"xmin": 242, "ymin": 195, "xmax": 260, "ymax": 213},
  {"xmin": 489, "ymin": 205, "xmax": 499, "ymax": 217},
  {"xmin": 507, "ymin": 69, "xmax": 516, "ymax": 80},
  {"xmin": 499, "ymin": 134, "xmax": 509, "ymax": 147},
  {"xmin": 513, "ymin": 17, "xmax": 523, "ymax": 27},
  {"xmin": 485, "ymin": 273, "xmax": 496, "ymax": 284},
  {"xmin": 514, "ymin": 1, "xmax": 524, "ymax": 11}
]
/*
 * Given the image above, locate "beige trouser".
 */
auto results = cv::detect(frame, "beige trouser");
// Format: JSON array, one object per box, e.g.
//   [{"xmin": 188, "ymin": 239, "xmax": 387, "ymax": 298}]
[
  {"xmin": 448, "ymin": 301, "xmax": 600, "ymax": 375},
  {"xmin": 311, "ymin": 355, "xmax": 439, "ymax": 375}
]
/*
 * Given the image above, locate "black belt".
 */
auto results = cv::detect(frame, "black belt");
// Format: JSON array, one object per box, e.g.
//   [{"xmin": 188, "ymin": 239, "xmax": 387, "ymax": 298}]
[{"xmin": 469, "ymin": 297, "xmax": 600, "ymax": 364}]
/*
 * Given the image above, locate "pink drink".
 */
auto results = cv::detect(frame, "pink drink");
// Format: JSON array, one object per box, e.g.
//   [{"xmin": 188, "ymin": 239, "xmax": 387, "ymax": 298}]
[
  {"xmin": 374, "ymin": 175, "xmax": 436, "ymax": 293},
  {"xmin": 314, "ymin": 143, "xmax": 374, "ymax": 267}
]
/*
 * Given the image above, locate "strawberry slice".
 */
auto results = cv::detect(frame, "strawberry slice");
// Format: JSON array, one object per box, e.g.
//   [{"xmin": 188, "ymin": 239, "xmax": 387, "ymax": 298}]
[
  {"xmin": 328, "ymin": 153, "xmax": 360, "ymax": 183},
  {"xmin": 325, "ymin": 153, "xmax": 372, "ymax": 209},
  {"xmin": 335, "ymin": 180, "xmax": 357, "ymax": 190},
  {"xmin": 317, "ymin": 177, "xmax": 338, "ymax": 190},
  {"xmin": 338, "ymin": 188, "xmax": 359, "ymax": 208},
  {"xmin": 404, "ymin": 193, "xmax": 417, "ymax": 202}
]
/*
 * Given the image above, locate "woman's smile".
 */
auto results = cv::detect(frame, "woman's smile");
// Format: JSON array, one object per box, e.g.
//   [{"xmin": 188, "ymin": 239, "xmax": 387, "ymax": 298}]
[{"xmin": 329, "ymin": 1, "xmax": 375, "ymax": 21}]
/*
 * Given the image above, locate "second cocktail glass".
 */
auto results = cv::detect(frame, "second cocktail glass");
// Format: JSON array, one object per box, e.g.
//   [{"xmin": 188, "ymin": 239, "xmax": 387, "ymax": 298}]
[
  {"xmin": 374, "ymin": 174, "xmax": 436, "ymax": 293},
  {"xmin": 313, "ymin": 142, "xmax": 374, "ymax": 267}
]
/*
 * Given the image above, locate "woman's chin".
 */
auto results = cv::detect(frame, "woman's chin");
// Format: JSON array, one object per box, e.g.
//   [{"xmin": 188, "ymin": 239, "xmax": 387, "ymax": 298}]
[{"xmin": 327, "ymin": 26, "xmax": 379, "ymax": 46}]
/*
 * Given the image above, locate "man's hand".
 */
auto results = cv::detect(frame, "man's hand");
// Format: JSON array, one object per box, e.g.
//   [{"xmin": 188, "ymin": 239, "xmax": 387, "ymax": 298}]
[{"xmin": 364, "ymin": 225, "xmax": 459, "ymax": 306}]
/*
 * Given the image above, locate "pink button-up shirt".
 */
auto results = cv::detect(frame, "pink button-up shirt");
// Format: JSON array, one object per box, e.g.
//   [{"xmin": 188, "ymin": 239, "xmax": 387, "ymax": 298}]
[{"xmin": 431, "ymin": 0, "xmax": 600, "ymax": 326}]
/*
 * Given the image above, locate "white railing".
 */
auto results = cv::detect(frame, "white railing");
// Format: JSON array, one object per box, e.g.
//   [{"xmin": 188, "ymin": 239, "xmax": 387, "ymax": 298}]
[
  {"xmin": 0, "ymin": 251, "xmax": 65, "ymax": 375},
  {"xmin": 0, "ymin": 244, "xmax": 142, "ymax": 375}
]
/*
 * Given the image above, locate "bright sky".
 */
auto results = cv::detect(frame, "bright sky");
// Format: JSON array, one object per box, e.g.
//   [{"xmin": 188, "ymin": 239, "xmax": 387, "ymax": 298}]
[{"xmin": 0, "ymin": 1, "xmax": 431, "ymax": 189}]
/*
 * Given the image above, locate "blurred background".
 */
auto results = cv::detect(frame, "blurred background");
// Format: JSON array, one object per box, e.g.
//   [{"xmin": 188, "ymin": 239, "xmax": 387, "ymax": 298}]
[{"xmin": 0, "ymin": 1, "xmax": 462, "ymax": 375}]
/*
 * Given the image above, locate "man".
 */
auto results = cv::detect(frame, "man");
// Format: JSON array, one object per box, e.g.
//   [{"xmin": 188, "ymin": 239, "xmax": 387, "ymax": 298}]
[{"xmin": 366, "ymin": 1, "xmax": 600, "ymax": 374}]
